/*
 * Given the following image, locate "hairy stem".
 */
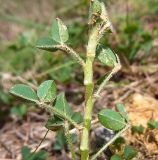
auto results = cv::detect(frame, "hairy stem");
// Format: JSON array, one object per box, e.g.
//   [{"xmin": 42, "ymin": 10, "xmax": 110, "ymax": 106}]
[
  {"xmin": 91, "ymin": 124, "xmax": 130, "ymax": 160},
  {"xmin": 40, "ymin": 44, "xmax": 85, "ymax": 66},
  {"xmin": 59, "ymin": 44, "xmax": 85, "ymax": 66},
  {"xmin": 80, "ymin": 26, "xmax": 99, "ymax": 160}
]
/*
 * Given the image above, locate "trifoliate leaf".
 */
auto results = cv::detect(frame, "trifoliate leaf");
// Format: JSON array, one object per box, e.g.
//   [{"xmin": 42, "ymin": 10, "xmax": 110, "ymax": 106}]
[
  {"xmin": 96, "ymin": 44, "xmax": 117, "ymax": 67},
  {"xmin": 98, "ymin": 109, "xmax": 126, "ymax": 131},
  {"xmin": 10, "ymin": 84, "xmax": 38, "ymax": 102},
  {"xmin": 51, "ymin": 18, "xmax": 69, "ymax": 43},
  {"xmin": 37, "ymin": 80, "xmax": 56, "ymax": 102}
]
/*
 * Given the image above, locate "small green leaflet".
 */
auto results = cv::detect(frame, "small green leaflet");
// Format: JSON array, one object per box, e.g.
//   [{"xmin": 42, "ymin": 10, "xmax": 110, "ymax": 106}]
[
  {"xmin": 113, "ymin": 137, "xmax": 125, "ymax": 149},
  {"xmin": 51, "ymin": 18, "xmax": 69, "ymax": 43},
  {"xmin": 37, "ymin": 80, "xmax": 57, "ymax": 102},
  {"xmin": 21, "ymin": 146, "xmax": 48, "ymax": 160},
  {"xmin": 53, "ymin": 130, "xmax": 66, "ymax": 151},
  {"xmin": 110, "ymin": 155, "xmax": 123, "ymax": 160},
  {"xmin": 21, "ymin": 146, "xmax": 30, "ymax": 160},
  {"xmin": 10, "ymin": 84, "xmax": 38, "ymax": 102},
  {"xmin": 71, "ymin": 112, "xmax": 83, "ymax": 123},
  {"xmin": 45, "ymin": 116, "xmax": 64, "ymax": 131},
  {"xmin": 98, "ymin": 109, "xmax": 126, "ymax": 131},
  {"xmin": 147, "ymin": 120, "xmax": 158, "ymax": 129},
  {"xmin": 53, "ymin": 93, "xmax": 82, "ymax": 124},
  {"xmin": 132, "ymin": 125, "xmax": 144, "ymax": 134},
  {"xmin": 116, "ymin": 103, "xmax": 128, "ymax": 122},
  {"xmin": 36, "ymin": 37, "xmax": 59, "ymax": 52},
  {"xmin": 96, "ymin": 44, "xmax": 117, "ymax": 67},
  {"xmin": 54, "ymin": 92, "xmax": 73, "ymax": 118},
  {"xmin": 124, "ymin": 145, "xmax": 137, "ymax": 160}
]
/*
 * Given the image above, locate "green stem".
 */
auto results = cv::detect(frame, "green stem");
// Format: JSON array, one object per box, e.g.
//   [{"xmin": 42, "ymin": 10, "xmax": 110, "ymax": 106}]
[
  {"xmin": 80, "ymin": 26, "xmax": 99, "ymax": 160},
  {"xmin": 80, "ymin": 76, "xmax": 94, "ymax": 160},
  {"xmin": 91, "ymin": 124, "xmax": 130, "ymax": 160},
  {"xmin": 64, "ymin": 121, "xmax": 76, "ymax": 160}
]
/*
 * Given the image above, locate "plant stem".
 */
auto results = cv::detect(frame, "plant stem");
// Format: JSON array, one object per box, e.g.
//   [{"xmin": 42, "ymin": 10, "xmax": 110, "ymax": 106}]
[
  {"xmin": 64, "ymin": 121, "xmax": 76, "ymax": 160},
  {"xmin": 91, "ymin": 124, "xmax": 130, "ymax": 160},
  {"xmin": 80, "ymin": 26, "xmax": 99, "ymax": 160}
]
